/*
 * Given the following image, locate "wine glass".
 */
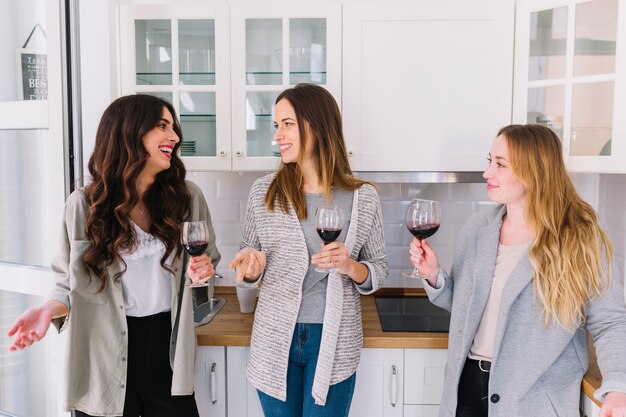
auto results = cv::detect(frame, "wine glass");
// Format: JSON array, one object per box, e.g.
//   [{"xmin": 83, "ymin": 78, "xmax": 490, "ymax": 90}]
[
  {"xmin": 402, "ymin": 199, "xmax": 441, "ymax": 278},
  {"xmin": 315, "ymin": 207, "xmax": 344, "ymax": 273},
  {"xmin": 182, "ymin": 221, "xmax": 215, "ymax": 288}
]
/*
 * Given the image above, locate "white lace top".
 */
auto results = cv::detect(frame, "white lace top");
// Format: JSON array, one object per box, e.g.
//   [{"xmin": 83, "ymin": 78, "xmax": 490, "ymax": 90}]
[{"xmin": 119, "ymin": 221, "xmax": 173, "ymax": 317}]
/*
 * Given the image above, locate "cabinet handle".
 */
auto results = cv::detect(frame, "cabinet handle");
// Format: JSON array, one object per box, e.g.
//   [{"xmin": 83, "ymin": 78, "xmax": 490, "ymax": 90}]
[
  {"xmin": 219, "ymin": 150, "xmax": 227, "ymax": 157},
  {"xmin": 235, "ymin": 150, "xmax": 243, "ymax": 157},
  {"xmin": 210, "ymin": 362, "xmax": 217, "ymax": 404},
  {"xmin": 390, "ymin": 365, "xmax": 397, "ymax": 407},
  {"xmin": 348, "ymin": 150, "xmax": 354, "ymax": 157}
]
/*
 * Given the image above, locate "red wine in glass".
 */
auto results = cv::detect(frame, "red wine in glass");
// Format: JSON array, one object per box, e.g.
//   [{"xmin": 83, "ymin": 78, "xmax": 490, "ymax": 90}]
[
  {"xmin": 182, "ymin": 221, "xmax": 212, "ymax": 287},
  {"xmin": 402, "ymin": 199, "xmax": 442, "ymax": 279},
  {"xmin": 315, "ymin": 207, "xmax": 344, "ymax": 273},
  {"xmin": 408, "ymin": 223, "xmax": 440, "ymax": 240},
  {"xmin": 316, "ymin": 228, "xmax": 342, "ymax": 245},
  {"xmin": 184, "ymin": 240, "xmax": 209, "ymax": 256}
]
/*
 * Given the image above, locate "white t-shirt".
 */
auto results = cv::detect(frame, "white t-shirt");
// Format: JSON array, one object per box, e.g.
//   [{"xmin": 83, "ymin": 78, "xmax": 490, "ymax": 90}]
[
  {"xmin": 469, "ymin": 240, "xmax": 531, "ymax": 361},
  {"xmin": 119, "ymin": 221, "xmax": 173, "ymax": 317}
]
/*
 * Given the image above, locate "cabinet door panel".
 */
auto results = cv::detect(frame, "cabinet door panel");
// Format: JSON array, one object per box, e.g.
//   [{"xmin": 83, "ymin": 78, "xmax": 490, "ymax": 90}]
[
  {"xmin": 227, "ymin": 346, "xmax": 265, "ymax": 417},
  {"xmin": 349, "ymin": 348, "xmax": 403, "ymax": 417},
  {"xmin": 404, "ymin": 349, "xmax": 447, "ymax": 405},
  {"xmin": 404, "ymin": 404, "xmax": 440, "ymax": 417},
  {"xmin": 343, "ymin": 0, "xmax": 514, "ymax": 172},
  {"xmin": 195, "ymin": 346, "xmax": 227, "ymax": 417}
]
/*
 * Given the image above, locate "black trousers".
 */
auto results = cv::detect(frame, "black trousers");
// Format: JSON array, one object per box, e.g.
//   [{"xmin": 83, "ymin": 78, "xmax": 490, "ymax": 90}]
[
  {"xmin": 74, "ymin": 311, "xmax": 199, "ymax": 417},
  {"xmin": 455, "ymin": 359, "xmax": 490, "ymax": 417}
]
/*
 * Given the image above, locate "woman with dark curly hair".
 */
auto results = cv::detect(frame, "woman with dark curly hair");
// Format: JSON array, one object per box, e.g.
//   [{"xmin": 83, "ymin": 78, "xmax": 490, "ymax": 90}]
[{"xmin": 7, "ymin": 94, "xmax": 220, "ymax": 417}]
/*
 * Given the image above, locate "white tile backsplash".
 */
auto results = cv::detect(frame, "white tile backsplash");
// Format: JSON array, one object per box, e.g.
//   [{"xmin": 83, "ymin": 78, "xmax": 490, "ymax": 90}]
[
  {"xmin": 193, "ymin": 171, "xmax": 626, "ymax": 295},
  {"xmin": 193, "ymin": 172, "xmax": 493, "ymax": 288}
]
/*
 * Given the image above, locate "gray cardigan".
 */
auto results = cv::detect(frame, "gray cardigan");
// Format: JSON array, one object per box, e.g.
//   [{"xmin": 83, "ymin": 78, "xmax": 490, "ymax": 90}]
[
  {"xmin": 425, "ymin": 205, "xmax": 626, "ymax": 417},
  {"xmin": 242, "ymin": 174, "xmax": 388, "ymax": 405},
  {"xmin": 47, "ymin": 181, "xmax": 220, "ymax": 416}
]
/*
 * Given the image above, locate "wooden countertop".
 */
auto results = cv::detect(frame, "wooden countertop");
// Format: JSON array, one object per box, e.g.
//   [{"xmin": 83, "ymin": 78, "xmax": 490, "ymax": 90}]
[
  {"xmin": 196, "ymin": 287, "xmax": 601, "ymax": 405},
  {"xmin": 195, "ymin": 287, "xmax": 448, "ymax": 348}
]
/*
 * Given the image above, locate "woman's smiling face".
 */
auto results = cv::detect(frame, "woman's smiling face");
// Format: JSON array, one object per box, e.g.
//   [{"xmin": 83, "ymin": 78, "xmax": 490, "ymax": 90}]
[{"xmin": 142, "ymin": 106, "xmax": 180, "ymax": 176}]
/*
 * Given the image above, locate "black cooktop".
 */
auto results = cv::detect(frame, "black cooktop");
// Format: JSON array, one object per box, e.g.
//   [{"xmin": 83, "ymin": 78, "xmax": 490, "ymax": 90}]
[{"xmin": 375, "ymin": 296, "xmax": 451, "ymax": 332}]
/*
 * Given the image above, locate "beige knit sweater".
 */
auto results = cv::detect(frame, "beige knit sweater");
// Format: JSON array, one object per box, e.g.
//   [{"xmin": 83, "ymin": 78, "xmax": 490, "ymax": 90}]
[{"xmin": 242, "ymin": 173, "xmax": 388, "ymax": 405}]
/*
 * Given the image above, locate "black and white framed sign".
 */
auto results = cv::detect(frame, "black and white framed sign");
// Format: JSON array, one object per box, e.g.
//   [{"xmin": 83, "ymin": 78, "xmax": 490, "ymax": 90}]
[{"xmin": 17, "ymin": 49, "xmax": 48, "ymax": 100}]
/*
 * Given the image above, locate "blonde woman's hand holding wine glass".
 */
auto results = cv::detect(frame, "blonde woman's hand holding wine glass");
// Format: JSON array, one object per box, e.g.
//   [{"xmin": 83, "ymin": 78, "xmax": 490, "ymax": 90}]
[
  {"xmin": 403, "ymin": 198, "xmax": 441, "ymax": 280},
  {"xmin": 409, "ymin": 238, "xmax": 441, "ymax": 287}
]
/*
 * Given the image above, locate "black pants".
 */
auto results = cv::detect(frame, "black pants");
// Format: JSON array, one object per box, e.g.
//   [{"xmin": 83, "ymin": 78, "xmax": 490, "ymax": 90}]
[
  {"xmin": 74, "ymin": 312, "xmax": 199, "ymax": 417},
  {"xmin": 455, "ymin": 359, "xmax": 490, "ymax": 417}
]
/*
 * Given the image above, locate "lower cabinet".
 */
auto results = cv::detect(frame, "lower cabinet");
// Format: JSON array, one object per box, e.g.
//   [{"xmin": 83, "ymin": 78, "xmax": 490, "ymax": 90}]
[
  {"xmin": 195, "ymin": 346, "xmax": 227, "ymax": 417},
  {"xmin": 227, "ymin": 346, "xmax": 265, "ymax": 417},
  {"xmin": 403, "ymin": 405, "xmax": 440, "ymax": 417},
  {"xmin": 403, "ymin": 349, "xmax": 447, "ymax": 406},
  {"xmin": 195, "ymin": 346, "xmax": 447, "ymax": 417},
  {"xmin": 580, "ymin": 393, "xmax": 601, "ymax": 417},
  {"xmin": 349, "ymin": 348, "xmax": 404, "ymax": 417}
]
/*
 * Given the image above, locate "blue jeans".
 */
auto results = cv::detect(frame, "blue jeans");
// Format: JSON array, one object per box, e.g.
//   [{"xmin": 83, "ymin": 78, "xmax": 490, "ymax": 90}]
[{"xmin": 257, "ymin": 323, "xmax": 356, "ymax": 417}]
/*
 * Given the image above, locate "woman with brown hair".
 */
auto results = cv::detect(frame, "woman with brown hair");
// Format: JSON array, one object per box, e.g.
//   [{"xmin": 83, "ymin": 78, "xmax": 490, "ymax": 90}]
[
  {"xmin": 230, "ymin": 83, "xmax": 388, "ymax": 417},
  {"xmin": 409, "ymin": 124, "xmax": 626, "ymax": 417},
  {"xmin": 7, "ymin": 94, "xmax": 220, "ymax": 417}
]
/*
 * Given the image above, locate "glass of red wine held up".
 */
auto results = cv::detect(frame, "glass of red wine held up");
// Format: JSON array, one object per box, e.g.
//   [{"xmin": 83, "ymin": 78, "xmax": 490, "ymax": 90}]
[
  {"xmin": 182, "ymin": 220, "xmax": 220, "ymax": 287},
  {"xmin": 402, "ymin": 198, "xmax": 441, "ymax": 279},
  {"xmin": 315, "ymin": 207, "xmax": 344, "ymax": 273}
]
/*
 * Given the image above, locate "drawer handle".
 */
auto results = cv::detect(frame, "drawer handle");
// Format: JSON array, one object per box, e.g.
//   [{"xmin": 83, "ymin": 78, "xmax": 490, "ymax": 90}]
[
  {"xmin": 390, "ymin": 365, "xmax": 397, "ymax": 407},
  {"xmin": 210, "ymin": 362, "xmax": 217, "ymax": 404}
]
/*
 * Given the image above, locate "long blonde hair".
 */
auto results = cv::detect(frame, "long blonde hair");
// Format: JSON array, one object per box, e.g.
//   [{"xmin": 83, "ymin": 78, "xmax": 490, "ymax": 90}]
[
  {"xmin": 499, "ymin": 124, "xmax": 612, "ymax": 329},
  {"xmin": 265, "ymin": 84, "xmax": 370, "ymax": 219}
]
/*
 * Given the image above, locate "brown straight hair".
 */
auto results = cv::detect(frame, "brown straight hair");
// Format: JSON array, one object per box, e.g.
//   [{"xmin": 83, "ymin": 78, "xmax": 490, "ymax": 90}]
[{"xmin": 265, "ymin": 84, "xmax": 371, "ymax": 219}]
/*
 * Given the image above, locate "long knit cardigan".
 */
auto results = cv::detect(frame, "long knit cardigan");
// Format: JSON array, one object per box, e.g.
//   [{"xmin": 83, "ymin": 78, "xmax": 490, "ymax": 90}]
[{"xmin": 241, "ymin": 173, "xmax": 388, "ymax": 405}]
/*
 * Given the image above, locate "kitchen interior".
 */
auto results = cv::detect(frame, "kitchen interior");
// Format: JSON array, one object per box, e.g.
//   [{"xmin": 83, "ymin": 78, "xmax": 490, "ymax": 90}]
[{"xmin": 0, "ymin": 0, "xmax": 625, "ymax": 416}]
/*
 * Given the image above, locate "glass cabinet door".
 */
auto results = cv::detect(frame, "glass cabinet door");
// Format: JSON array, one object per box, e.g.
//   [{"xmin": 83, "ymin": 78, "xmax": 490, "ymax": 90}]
[
  {"xmin": 514, "ymin": 0, "xmax": 625, "ymax": 172},
  {"xmin": 231, "ymin": 3, "xmax": 341, "ymax": 171},
  {"xmin": 119, "ymin": 5, "xmax": 231, "ymax": 170}
]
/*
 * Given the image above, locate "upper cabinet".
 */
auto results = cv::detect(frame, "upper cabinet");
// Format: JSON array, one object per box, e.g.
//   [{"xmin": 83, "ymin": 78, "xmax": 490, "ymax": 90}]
[
  {"xmin": 230, "ymin": 3, "xmax": 341, "ymax": 171},
  {"xmin": 342, "ymin": 0, "xmax": 515, "ymax": 172},
  {"xmin": 119, "ymin": 2, "xmax": 341, "ymax": 171},
  {"xmin": 513, "ymin": 0, "xmax": 626, "ymax": 173},
  {"xmin": 119, "ymin": 4, "xmax": 231, "ymax": 171}
]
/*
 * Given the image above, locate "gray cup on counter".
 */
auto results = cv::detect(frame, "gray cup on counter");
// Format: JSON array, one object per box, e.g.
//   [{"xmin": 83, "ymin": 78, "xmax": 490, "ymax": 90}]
[{"xmin": 236, "ymin": 282, "xmax": 258, "ymax": 313}]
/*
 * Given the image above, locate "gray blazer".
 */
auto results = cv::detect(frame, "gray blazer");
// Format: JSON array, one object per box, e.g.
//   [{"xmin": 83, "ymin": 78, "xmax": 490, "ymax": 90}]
[
  {"xmin": 47, "ymin": 181, "xmax": 220, "ymax": 416},
  {"xmin": 425, "ymin": 205, "xmax": 626, "ymax": 417}
]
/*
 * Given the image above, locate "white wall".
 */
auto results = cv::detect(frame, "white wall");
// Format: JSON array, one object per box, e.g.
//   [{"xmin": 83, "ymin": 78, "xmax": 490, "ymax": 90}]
[{"xmin": 599, "ymin": 174, "xmax": 626, "ymax": 298}]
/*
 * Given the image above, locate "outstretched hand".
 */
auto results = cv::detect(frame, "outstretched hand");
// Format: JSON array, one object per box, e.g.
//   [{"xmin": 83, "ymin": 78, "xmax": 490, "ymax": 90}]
[
  {"xmin": 7, "ymin": 307, "xmax": 54, "ymax": 351},
  {"xmin": 229, "ymin": 248, "xmax": 266, "ymax": 283}
]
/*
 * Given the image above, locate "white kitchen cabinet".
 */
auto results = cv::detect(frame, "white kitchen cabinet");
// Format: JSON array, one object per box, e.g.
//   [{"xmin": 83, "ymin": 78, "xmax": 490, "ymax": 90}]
[
  {"xmin": 349, "ymin": 348, "xmax": 404, "ymax": 417},
  {"xmin": 195, "ymin": 346, "xmax": 227, "ymax": 417},
  {"xmin": 342, "ymin": 0, "xmax": 515, "ymax": 172},
  {"xmin": 404, "ymin": 404, "xmax": 440, "ymax": 417},
  {"xmin": 118, "ymin": 2, "xmax": 341, "ymax": 172},
  {"xmin": 580, "ymin": 393, "xmax": 602, "ymax": 417},
  {"xmin": 404, "ymin": 348, "xmax": 447, "ymax": 405},
  {"xmin": 230, "ymin": 3, "xmax": 341, "ymax": 170},
  {"xmin": 227, "ymin": 346, "xmax": 265, "ymax": 417},
  {"xmin": 119, "ymin": 4, "xmax": 232, "ymax": 171},
  {"xmin": 513, "ymin": 0, "xmax": 626, "ymax": 173}
]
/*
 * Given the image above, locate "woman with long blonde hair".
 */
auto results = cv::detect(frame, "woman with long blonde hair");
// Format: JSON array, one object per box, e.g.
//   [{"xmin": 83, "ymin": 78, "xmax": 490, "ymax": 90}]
[
  {"xmin": 230, "ymin": 83, "xmax": 388, "ymax": 416},
  {"xmin": 409, "ymin": 124, "xmax": 626, "ymax": 417}
]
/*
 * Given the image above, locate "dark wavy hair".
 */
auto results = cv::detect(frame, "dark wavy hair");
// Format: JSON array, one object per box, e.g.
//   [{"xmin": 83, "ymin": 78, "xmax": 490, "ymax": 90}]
[{"xmin": 83, "ymin": 94, "xmax": 191, "ymax": 291}]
